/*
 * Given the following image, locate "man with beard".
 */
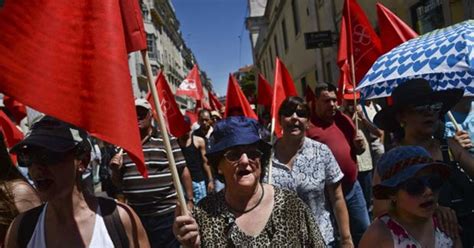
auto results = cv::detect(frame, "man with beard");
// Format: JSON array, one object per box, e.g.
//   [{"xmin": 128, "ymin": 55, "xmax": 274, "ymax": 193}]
[
  {"xmin": 307, "ymin": 83, "xmax": 369, "ymax": 246},
  {"xmin": 110, "ymin": 99, "xmax": 194, "ymax": 248}
]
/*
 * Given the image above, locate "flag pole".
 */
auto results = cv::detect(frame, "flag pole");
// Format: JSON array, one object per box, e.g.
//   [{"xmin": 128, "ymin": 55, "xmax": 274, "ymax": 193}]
[
  {"xmin": 350, "ymin": 55, "xmax": 359, "ymax": 130},
  {"xmin": 141, "ymin": 50, "xmax": 188, "ymax": 215},
  {"xmin": 267, "ymin": 117, "xmax": 276, "ymax": 184},
  {"xmin": 447, "ymin": 111, "xmax": 461, "ymax": 132}
]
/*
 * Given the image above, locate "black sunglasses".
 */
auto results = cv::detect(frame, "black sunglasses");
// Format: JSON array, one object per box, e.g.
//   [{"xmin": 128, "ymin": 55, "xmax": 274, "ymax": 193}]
[
  {"xmin": 398, "ymin": 175, "xmax": 444, "ymax": 196},
  {"xmin": 18, "ymin": 147, "xmax": 72, "ymax": 167},
  {"xmin": 412, "ymin": 102, "xmax": 443, "ymax": 114},
  {"xmin": 136, "ymin": 107, "xmax": 150, "ymax": 120},
  {"xmin": 281, "ymin": 108, "xmax": 309, "ymax": 118},
  {"xmin": 224, "ymin": 149, "xmax": 263, "ymax": 163}
]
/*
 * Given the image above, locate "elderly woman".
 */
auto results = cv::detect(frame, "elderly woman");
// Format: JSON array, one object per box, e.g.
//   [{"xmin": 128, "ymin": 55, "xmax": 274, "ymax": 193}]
[
  {"xmin": 173, "ymin": 116, "xmax": 325, "ymax": 247},
  {"xmin": 372, "ymin": 79, "xmax": 474, "ymax": 245},
  {"xmin": 270, "ymin": 96, "xmax": 352, "ymax": 247},
  {"xmin": 360, "ymin": 146, "xmax": 461, "ymax": 247}
]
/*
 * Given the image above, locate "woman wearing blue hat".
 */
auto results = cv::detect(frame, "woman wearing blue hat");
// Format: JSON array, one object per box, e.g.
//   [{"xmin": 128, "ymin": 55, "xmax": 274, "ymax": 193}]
[
  {"xmin": 360, "ymin": 146, "xmax": 461, "ymax": 247},
  {"xmin": 173, "ymin": 116, "xmax": 325, "ymax": 247}
]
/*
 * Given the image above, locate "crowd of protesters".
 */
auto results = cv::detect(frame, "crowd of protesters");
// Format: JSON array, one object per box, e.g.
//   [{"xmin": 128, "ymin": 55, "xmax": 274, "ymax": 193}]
[{"xmin": 0, "ymin": 78, "xmax": 473, "ymax": 247}]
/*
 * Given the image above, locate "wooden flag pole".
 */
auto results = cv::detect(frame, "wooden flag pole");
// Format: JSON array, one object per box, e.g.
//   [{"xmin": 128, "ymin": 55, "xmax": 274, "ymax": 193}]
[
  {"xmin": 141, "ymin": 50, "xmax": 188, "ymax": 215},
  {"xmin": 267, "ymin": 117, "xmax": 276, "ymax": 184},
  {"xmin": 447, "ymin": 111, "xmax": 461, "ymax": 132},
  {"xmin": 350, "ymin": 55, "xmax": 359, "ymax": 130}
]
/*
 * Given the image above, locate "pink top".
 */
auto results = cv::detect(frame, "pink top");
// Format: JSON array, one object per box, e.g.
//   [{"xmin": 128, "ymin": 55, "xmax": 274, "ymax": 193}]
[{"xmin": 379, "ymin": 214, "xmax": 453, "ymax": 248}]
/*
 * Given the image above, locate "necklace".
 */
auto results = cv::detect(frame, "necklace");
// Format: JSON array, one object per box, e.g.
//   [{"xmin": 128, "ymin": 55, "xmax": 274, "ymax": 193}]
[{"xmin": 226, "ymin": 184, "xmax": 265, "ymax": 214}]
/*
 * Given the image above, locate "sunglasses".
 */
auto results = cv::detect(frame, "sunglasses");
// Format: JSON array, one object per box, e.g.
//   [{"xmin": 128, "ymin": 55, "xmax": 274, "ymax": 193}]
[
  {"xmin": 412, "ymin": 102, "xmax": 443, "ymax": 114},
  {"xmin": 398, "ymin": 175, "xmax": 444, "ymax": 196},
  {"xmin": 223, "ymin": 149, "xmax": 263, "ymax": 163},
  {"xmin": 18, "ymin": 147, "xmax": 73, "ymax": 167},
  {"xmin": 281, "ymin": 108, "xmax": 309, "ymax": 118}
]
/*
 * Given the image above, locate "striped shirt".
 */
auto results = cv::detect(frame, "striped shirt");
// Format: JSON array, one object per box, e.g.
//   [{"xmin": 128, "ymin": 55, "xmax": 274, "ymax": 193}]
[{"xmin": 121, "ymin": 130, "xmax": 186, "ymax": 217}]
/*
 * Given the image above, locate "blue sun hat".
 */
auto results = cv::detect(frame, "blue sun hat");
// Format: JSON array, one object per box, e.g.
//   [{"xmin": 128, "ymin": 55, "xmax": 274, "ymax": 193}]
[
  {"xmin": 207, "ymin": 116, "xmax": 270, "ymax": 156},
  {"xmin": 373, "ymin": 146, "xmax": 450, "ymax": 199}
]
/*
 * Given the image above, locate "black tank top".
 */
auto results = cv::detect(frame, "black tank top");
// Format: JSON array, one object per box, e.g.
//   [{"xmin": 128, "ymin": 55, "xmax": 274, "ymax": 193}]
[{"xmin": 180, "ymin": 136, "xmax": 206, "ymax": 182}]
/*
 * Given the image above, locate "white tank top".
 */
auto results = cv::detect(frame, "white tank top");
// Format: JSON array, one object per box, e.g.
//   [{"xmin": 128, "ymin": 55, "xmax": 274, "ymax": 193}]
[{"xmin": 27, "ymin": 203, "xmax": 115, "ymax": 248}]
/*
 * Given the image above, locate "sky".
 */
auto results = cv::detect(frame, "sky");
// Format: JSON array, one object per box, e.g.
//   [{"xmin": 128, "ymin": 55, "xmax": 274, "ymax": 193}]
[{"xmin": 172, "ymin": 0, "xmax": 253, "ymax": 97}]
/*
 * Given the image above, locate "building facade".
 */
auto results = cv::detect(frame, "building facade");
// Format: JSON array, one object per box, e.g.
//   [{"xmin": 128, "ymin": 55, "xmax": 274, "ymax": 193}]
[
  {"xmin": 130, "ymin": 0, "xmax": 211, "ymax": 110},
  {"xmin": 247, "ymin": 0, "xmax": 472, "ymax": 96}
]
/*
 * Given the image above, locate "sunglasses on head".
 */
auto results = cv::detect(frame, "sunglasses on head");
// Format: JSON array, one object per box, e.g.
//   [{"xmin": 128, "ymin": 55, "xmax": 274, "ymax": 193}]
[
  {"xmin": 281, "ymin": 108, "xmax": 309, "ymax": 118},
  {"xmin": 398, "ymin": 174, "xmax": 444, "ymax": 196},
  {"xmin": 412, "ymin": 102, "xmax": 443, "ymax": 114},
  {"xmin": 224, "ymin": 149, "xmax": 263, "ymax": 163},
  {"xmin": 18, "ymin": 147, "xmax": 73, "ymax": 167}
]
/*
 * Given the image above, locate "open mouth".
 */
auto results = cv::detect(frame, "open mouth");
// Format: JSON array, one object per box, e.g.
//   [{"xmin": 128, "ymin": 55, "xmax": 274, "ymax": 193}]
[
  {"xmin": 420, "ymin": 200, "xmax": 435, "ymax": 208},
  {"xmin": 237, "ymin": 170, "xmax": 252, "ymax": 177},
  {"xmin": 34, "ymin": 178, "xmax": 54, "ymax": 192}
]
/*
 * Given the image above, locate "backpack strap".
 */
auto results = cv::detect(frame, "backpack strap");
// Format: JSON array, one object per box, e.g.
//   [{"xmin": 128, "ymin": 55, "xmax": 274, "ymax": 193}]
[
  {"xmin": 17, "ymin": 205, "xmax": 45, "ymax": 248},
  {"xmin": 98, "ymin": 197, "xmax": 129, "ymax": 248}
]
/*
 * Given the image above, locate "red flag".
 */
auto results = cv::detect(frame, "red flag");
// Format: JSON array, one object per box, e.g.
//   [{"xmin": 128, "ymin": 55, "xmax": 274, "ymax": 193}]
[
  {"xmin": 185, "ymin": 111, "xmax": 198, "ymax": 125},
  {"xmin": 3, "ymin": 95, "xmax": 27, "ymax": 124},
  {"xmin": 376, "ymin": 3, "xmax": 418, "ymax": 53},
  {"xmin": 338, "ymin": 0, "xmax": 382, "ymax": 85},
  {"xmin": 120, "ymin": 0, "xmax": 147, "ymax": 52},
  {"xmin": 176, "ymin": 65, "xmax": 204, "ymax": 100},
  {"xmin": 209, "ymin": 91, "xmax": 223, "ymax": 111},
  {"xmin": 0, "ymin": 1, "xmax": 147, "ymax": 177},
  {"xmin": 225, "ymin": 74, "xmax": 258, "ymax": 120},
  {"xmin": 147, "ymin": 72, "xmax": 190, "ymax": 138},
  {"xmin": 272, "ymin": 58, "xmax": 298, "ymax": 137},
  {"xmin": 257, "ymin": 73, "xmax": 273, "ymax": 108},
  {"xmin": 0, "ymin": 110, "xmax": 24, "ymax": 148}
]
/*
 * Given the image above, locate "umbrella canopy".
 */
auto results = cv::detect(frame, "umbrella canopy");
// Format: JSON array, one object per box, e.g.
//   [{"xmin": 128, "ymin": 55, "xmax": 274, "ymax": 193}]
[{"xmin": 356, "ymin": 20, "xmax": 474, "ymax": 99}]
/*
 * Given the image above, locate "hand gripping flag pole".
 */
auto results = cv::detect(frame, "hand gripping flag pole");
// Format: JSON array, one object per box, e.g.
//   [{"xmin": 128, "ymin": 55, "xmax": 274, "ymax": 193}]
[{"xmin": 141, "ymin": 50, "xmax": 188, "ymax": 215}]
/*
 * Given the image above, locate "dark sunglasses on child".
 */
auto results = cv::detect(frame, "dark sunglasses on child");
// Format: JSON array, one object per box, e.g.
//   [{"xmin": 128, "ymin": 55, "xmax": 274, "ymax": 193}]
[
  {"xmin": 398, "ymin": 175, "xmax": 444, "ymax": 196},
  {"xmin": 18, "ymin": 147, "xmax": 73, "ymax": 167}
]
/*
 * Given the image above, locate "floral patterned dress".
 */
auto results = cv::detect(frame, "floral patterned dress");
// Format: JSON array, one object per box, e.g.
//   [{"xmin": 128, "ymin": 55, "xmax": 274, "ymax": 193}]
[{"xmin": 379, "ymin": 214, "xmax": 453, "ymax": 247}]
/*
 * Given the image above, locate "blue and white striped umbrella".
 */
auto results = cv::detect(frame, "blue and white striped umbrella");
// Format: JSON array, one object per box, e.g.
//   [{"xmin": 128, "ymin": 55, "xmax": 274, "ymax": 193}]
[{"xmin": 356, "ymin": 20, "xmax": 474, "ymax": 99}]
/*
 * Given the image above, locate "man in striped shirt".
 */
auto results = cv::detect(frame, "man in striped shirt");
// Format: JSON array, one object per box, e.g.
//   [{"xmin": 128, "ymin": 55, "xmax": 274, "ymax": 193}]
[{"xmin": 110, "ymin": 99, "xmax": 194, "ymax": 248}]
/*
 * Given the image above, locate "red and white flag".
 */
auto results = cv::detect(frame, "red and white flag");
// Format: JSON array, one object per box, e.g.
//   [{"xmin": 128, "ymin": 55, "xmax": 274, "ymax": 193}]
[
  {"xmin": 272, "ymin": 58, "xmax": 298, "ymax": 137},
  {"xmin": 176, "ymin": 64, "xmax": 204, "ymax": 100},
  {"xmin": 147, "ymin": 72, "xmax": 190, "ymax": 138},
  {"xmin": 338, "ymin": 0, "xmax": 382, "ymax": 86},
  {"xmin": 0, "ymin": 0, "xmax": 148, "ymax": 177}
]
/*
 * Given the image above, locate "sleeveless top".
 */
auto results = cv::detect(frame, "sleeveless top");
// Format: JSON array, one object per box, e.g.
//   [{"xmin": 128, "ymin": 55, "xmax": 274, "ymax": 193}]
[
  {"xmin": 379, "ymin": 214, "xmax": 453, "ymax": 248},
  {"xmin": 27, "ymin": 203, "xmax": 115, "ymax": 248},
  {"xmin": 180, "ymin": 135, "xmax": 206, "ymax": 182}
]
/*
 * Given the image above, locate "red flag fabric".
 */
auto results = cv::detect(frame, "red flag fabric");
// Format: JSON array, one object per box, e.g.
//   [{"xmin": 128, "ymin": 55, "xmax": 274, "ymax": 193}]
[
  {"xmin": 3, "ymin": 95, "xmax": 27, "ymax": 124},
  {"xmin": 0, "ymin": 1, "xmax": 147, "ymax": 177},
  {"xmin": 225, "ymin": 74, "xmax": 258, "ymax": 120},
  {"xmin": 209, "ymin": 91, "xmax": 223, "ymax": 111},
  {"xmin": 257, "ymin": 73, "xmax": 273, "ymax": 108},
  {"xmin": 376, "ymin": 3, "xmax": 418, "ymax": 53},
  {"xmin": 120, "ymin": 0, "xmax": 147, "ymax": 52},
  {"xmin": 338, "ymin": 0, "xmax": 382, "ymax": 85},
  {"xmin": 185, "ymin": 111, "xmax": 198, "ymax": 125},
  {"xmin": 176, "ymin": 65, "xmax": 204, "ymax": 100},
  {"xmin": 0, "ymin": 110, "xmax": 24, "ymax": 148},
  {"xmin": 272, "ymin": 58, "xmax": 298, "ymax": 137},
  {"xmin": 147, "ymin": 72, "xmax": 190, "ymax": 138}
]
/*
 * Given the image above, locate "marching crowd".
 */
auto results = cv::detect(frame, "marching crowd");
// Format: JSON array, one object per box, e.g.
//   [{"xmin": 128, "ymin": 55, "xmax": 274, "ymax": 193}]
[{"xmin": 0, "ymin": 78, "xmax": 474, "ymax": 248}]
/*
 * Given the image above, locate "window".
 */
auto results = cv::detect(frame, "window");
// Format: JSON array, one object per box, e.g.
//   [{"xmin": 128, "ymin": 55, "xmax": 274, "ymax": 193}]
[
  {"xmin": 291, "ymin": 0, "xmax": 300, "ymax": 36},
  {"xmin": 273, "ymin": 36, "xmax": 279, "ymax": 58},
  {"xmin": 301, "ymin": 77, "xmax": 307, "ymax": 94},
  {"xmin": 147, "ymin": 34, "xmax": 157, "ymax": 60},
  {"xmin": 282, "ymin": 19, "xmax": 289, "ymax": 51}
]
